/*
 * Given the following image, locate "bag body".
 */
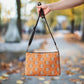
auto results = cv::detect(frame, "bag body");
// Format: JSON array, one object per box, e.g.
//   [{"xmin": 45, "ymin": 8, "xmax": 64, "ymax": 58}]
[
  {"xmin": 25, "ymin": 2, "xmax": 61, "ymax": 76},
  {"xmin": 25, "ymin": 52, "xmax": 61, "ymax": 76}
]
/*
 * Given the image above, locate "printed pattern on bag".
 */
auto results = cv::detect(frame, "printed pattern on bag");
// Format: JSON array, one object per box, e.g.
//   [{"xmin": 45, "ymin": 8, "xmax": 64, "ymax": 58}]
[{"xmin": 25, "ymin": 52, "xmax": 61, "ymax": 76}]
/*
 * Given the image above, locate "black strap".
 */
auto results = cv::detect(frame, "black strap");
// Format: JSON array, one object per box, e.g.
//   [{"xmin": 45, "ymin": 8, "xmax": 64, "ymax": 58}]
[
  {"xmin": 27, "ymin": 15, "xmax": 40, "ymax": 51},
  {"xmin": 44, "ymin": 17, "xmax": 59, "ymax": 51},
  {"xmin": 26, "ymin": 2, "xmax": 59, "ymax": 52}
]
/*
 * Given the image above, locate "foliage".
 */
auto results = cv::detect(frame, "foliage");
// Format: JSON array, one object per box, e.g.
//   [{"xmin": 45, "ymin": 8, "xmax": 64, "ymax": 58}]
[
  {"xmin": 0, "ymin": 0, "xmax": 83, "ymax": 33},
  {"xmin": 25, "ymin": 15, "xmax": 36, "ymax": 27},
  {"xmin": 31, "ymin": 0, "xmax": 83, "ymax": 27}
]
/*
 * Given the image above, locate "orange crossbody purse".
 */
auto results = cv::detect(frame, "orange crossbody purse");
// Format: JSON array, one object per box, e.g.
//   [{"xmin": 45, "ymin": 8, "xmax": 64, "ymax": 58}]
[{"xmin": 25, "ymin": 2, "xmax": 61, "ymax": 76}]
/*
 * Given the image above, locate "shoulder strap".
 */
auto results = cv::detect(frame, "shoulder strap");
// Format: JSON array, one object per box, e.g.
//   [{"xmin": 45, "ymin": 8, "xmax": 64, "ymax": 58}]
[
  {"xmin": 26, "ymin": 2, "xmax": 59, "ymax": 52},
  {"xmin": 26, "ymin": 15, "xmax": 40, "ymax": 52},
  {"xmin": 44, "ymin": 16, "xmax": 59, "ymax": 51}
]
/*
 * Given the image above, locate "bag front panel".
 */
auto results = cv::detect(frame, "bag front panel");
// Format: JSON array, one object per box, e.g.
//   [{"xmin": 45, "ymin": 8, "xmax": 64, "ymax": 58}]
[{"xmin": 25, "ymin": 52, "xmax": 61, "ymax": 76}]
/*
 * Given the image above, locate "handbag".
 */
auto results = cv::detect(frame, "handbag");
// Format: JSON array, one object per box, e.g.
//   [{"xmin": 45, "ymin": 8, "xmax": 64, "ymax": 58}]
[{"xmin": 25, "ymin": 2, "xmax": 61, "ymax": 76}]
